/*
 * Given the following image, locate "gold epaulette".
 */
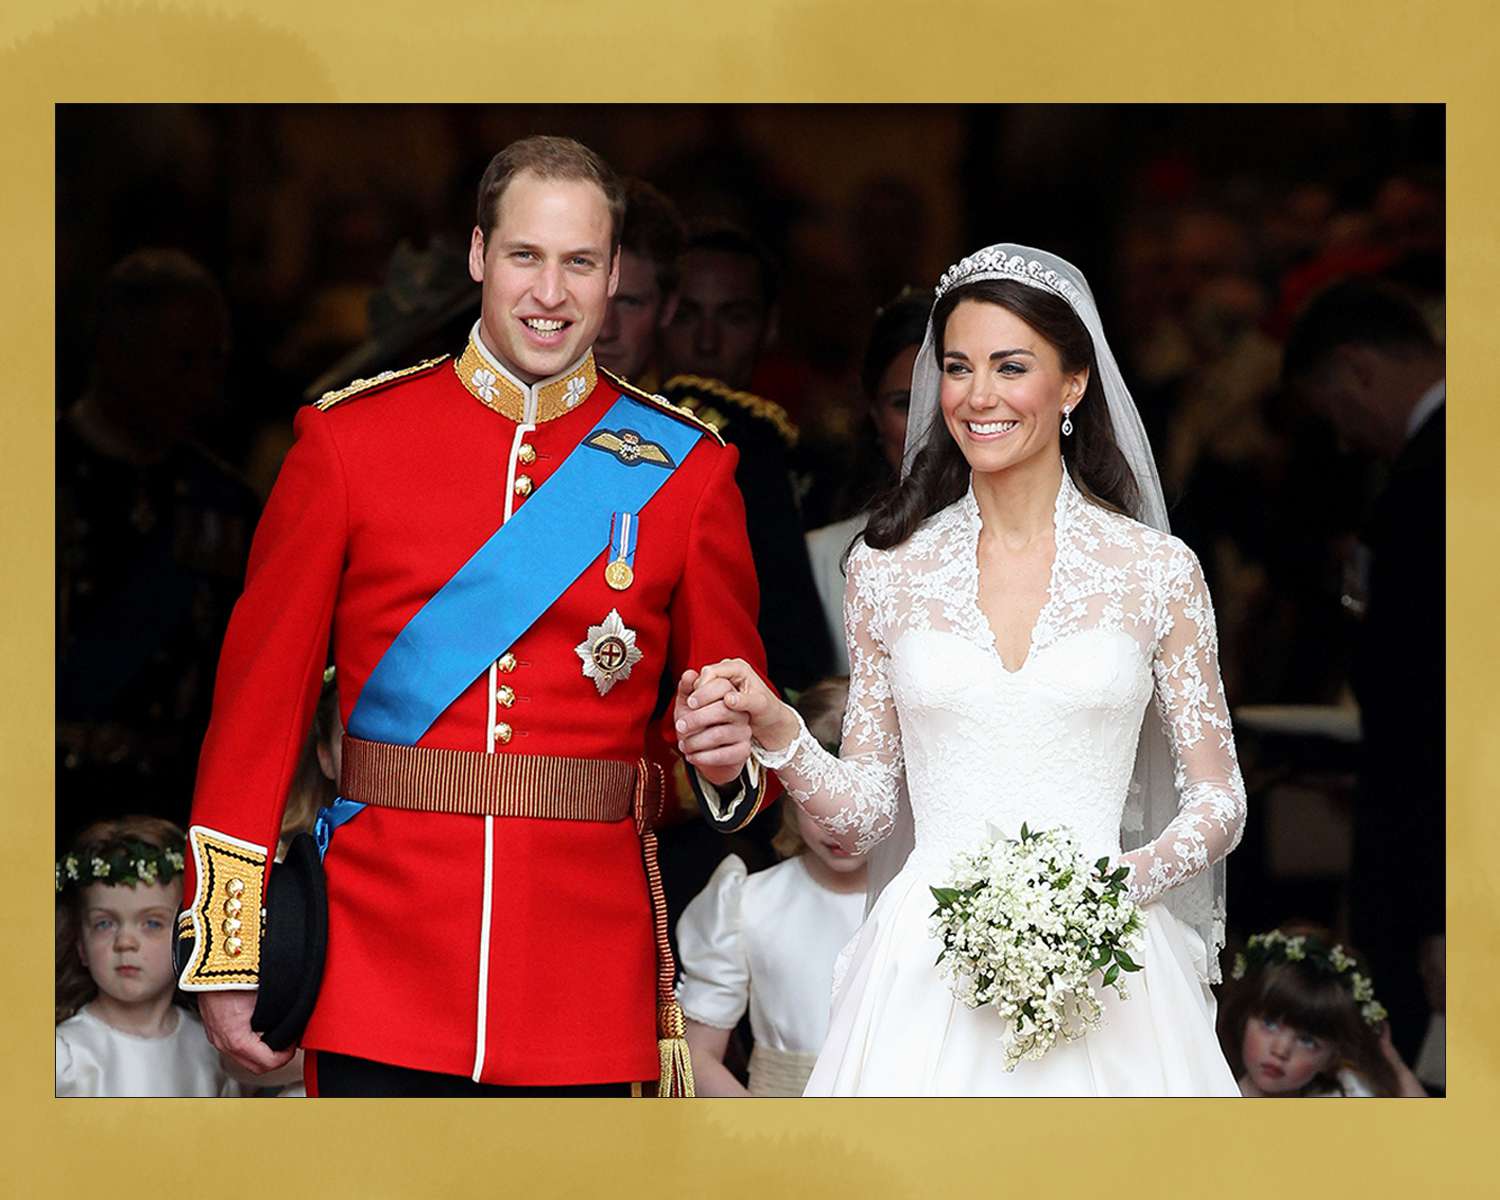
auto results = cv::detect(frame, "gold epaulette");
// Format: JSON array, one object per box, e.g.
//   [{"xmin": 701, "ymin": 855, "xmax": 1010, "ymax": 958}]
[
  {"xmin": 661, "ymin": 374, "xmax": 799, "ymax": 448},
  {"xmin": 598, "ymin": 366, "xmax": 726, "ymax": 447},
  {"xmin": 314, "ymin": 355, "xmax": 450, "ymax": 411}
]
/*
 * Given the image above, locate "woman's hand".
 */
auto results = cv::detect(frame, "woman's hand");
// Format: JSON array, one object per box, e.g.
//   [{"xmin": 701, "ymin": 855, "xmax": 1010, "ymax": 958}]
[
  {"xmin": 684, "ymin": 658, "xmax": 800, "ymax": 754},
  {"xmin": 672, "ymin": 667, "xmax": 752, "ymax": 786}
]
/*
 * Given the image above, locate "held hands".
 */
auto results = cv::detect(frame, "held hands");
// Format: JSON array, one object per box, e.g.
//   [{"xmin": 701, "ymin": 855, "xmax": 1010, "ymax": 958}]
[
  {"xmin": 199, "ymin": 989, "xmax": 296, "ymax": 1076},
  {"xmin": 673, "ymin": 657, "xmax": 799, "ymax": 787}
]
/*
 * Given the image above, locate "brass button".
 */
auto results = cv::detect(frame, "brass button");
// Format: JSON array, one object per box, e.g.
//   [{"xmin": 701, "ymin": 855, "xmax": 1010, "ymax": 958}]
[
  {"xmin": 222, "ymin": 918, "xmax": 242, "ymax": 936},
  {"xmin": 223, "ymin": 897, "xmax": 242, "ymax": 916},
  {"xmin": 226, "ymin": 878, "xmax": 245, "ymax": 897},
  {"xmin": 225, "ymin": 936, "xmax": 244, "ymax": 957},
  {"xmin": 496, "ymin": 685, "xmax": 515, "ymax": 708},
  {"xmin": 494, "ymin": 722, "xmax": 513, "ymax": 745},
  {"xmin": 518, "ymin": 443, "xmax": 536, "ymax": 465},
  {"xmin": 497, "ymin": 652, "xmax": 517, "ymax": 673},
  {"xmin": 514, "ymin": 475, "xmax": 533, "ymax": 497}
]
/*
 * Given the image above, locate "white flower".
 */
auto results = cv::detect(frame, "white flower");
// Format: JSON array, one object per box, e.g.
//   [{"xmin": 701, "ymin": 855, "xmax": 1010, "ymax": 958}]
[
  {"xmin": 1329, "ymin": 945, "xmax": 1354, "ymax": 972},
  {"xmin": 1361, "ymin": 1000, "xmax": 1388, "ymax": 1025},
  {"xmin": 1350, "ymin": 973, "xmax": 1374, "ymax": 1003},
  {"xmin": 470, "ymin": 367, "xmax": 499, "ymax": 402},
  {"xmin": 165, "ymin": 849, "xmax": 184, "ymax": 871},
  {"xmin": 1231, "ymin": 953, "xmax": 1247, "ymax": 980},
  {"xmin": 930, "ymin": 826, "xmax": 1144, "ymax": 1070},
  {"xmin": 65, "ymin": 855, "xmax": 80, "ymax": 881},
  {"xmin": 1284, "ymin": 936, "xmax": 1306, "ymax": 961},
  {"xmin": 91, "ymin": 856, "xmax": 109, "ymax": 879}
]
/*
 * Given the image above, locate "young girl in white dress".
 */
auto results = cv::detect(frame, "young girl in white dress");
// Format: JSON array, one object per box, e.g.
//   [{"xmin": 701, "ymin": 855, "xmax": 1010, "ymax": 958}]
[
  {"xmin": 56, "ymin": 816, "xmax": 241, "ymax": 1097},
  {"xmin": 678, "ymin": 244, "xmax": 1246, "ymax": 1095},
  {"xmin": 676, "ymin": 679, "xmax": 867, "ymax": 1096},
  {"xmin": 1223, "ymin": 923, "xmax": 1427, "ymax": 1098}
]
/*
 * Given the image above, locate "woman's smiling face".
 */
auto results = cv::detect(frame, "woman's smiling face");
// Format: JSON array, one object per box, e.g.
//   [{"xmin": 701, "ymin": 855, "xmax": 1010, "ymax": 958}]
[{"xmin": 938, "ymin": 299, "xmax": 1085, "ymax": 475}]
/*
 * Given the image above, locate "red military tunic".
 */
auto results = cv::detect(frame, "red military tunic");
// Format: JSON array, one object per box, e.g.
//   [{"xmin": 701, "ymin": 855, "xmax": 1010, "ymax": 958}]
[{"xmin": 178, "ymin": 329, "xmax": 772, "ymax": 1085}]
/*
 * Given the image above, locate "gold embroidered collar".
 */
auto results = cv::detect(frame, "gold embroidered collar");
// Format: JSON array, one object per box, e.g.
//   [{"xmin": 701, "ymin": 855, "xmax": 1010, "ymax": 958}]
[{"xmin": 454, "ymin": 325, "xmax": 598, "ymax": 424}]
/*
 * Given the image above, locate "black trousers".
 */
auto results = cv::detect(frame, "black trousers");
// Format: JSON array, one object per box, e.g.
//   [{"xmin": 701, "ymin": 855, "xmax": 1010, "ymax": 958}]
[{"xmin": 313, "ymin": 1051, "xmax": 633, "ymax": 1097}]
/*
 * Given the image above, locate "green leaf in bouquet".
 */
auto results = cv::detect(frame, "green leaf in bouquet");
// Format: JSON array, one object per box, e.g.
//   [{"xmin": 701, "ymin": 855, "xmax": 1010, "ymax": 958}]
[
  {"xmin": 1095, "ymin": 857, "xmax": 1111, "ymax": 873},
  {"xmin": 1020, "ymin": 822, "xmax": 1031, "ymax": 841},
  {"xmin": 930, "ymin": 886, "xmax": 960, "ymax": 908},
  {"xmin": 1114, "ymin": 949, "xmax": 1140, "ymax": 972},
  {"xmin": 1110, "ymin": 866, "xmax": 1130, "ymax": 884},
  {"xmin": 1056, "ymin": 869, "xmax": 1073, "ymax": 889},
  {"xmin": 1103, "ymin": 963, "xmax": 1120, "ymax": 986}
]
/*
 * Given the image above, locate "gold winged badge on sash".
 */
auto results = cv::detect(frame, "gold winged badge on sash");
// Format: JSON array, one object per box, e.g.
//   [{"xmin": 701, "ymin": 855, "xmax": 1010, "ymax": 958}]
[{"xmin": 583, "ymin": 428, "xmax": 676, "ymax": 469}]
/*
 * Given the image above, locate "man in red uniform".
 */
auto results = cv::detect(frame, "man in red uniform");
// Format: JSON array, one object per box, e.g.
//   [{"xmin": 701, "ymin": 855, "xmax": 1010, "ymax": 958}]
[{"xmin": 176, "ymin": 136, "xmax": 773, "ymax": 1096}]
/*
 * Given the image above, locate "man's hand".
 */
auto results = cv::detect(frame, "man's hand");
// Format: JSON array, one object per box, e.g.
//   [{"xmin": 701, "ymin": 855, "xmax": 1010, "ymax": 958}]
[
  {"xmin": 689, "ymin": 657, "xmax": 800, "ymax": 753},
  {"xmin": 199, "ymin": 989, "xmax": 297, "ymax": 1075},
  {"xmin": 673, "ymin": 667, "xmax": 751, "ymax": 787}
]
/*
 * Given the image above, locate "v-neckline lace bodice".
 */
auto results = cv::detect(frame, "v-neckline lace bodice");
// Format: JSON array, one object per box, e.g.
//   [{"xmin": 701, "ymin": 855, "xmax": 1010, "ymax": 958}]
[
  {"xmin": 961, "ymin": 466, "xmax": 1071, "ymax": 676},
  {"xmin": 755, "ymin": 468, "xmax": 1246, "ymax": 909}
]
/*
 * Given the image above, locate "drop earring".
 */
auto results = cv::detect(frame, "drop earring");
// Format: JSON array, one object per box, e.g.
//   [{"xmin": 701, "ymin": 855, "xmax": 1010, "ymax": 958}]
[{"xmin": 1061, "ymin": 404, "xmax": 1073, "ymax": 437}]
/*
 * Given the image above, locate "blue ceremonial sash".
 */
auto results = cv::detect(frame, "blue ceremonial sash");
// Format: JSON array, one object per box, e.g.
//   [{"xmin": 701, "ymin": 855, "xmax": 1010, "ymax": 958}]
[{"xmin": 314, "ymin": 393, "xmax": 702, "ymax": 853}]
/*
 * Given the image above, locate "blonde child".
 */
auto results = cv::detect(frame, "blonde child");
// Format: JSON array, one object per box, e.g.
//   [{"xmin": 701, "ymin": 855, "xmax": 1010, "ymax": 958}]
[
  {"xmin": 56, "ymin": 816, "xmax": 241, "ymax": 1096},
  {"xmin": 676, "ymin": 678, "xmax": 868, "ymax": 1096},
  {"xmin": 1222, "ymin": 923, "xmax": 1426, "ymax": 1097},
  {"xmin": 280, "ymin": 665, "xmax": 342, "ymax": 855}
]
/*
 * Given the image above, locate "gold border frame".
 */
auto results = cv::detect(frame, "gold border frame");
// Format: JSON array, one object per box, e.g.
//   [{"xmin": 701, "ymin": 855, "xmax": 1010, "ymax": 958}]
[{"xmin": 9, "ymin": 2, "xmax": 1495, "ymax": 1194}]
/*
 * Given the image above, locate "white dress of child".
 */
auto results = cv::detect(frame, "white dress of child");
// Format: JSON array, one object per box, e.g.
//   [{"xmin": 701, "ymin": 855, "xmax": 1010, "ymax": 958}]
[
  {"xmin": 676, "ymin": 853, "xmax": 866, "ymax": 1096},
  {"xmin": 56, "ymin": 1004, "xmax": 242, "ymax": 1097},
  {"xmin": 759, "ymin": 473, "xmax": 1246, "ymax": 1096}
]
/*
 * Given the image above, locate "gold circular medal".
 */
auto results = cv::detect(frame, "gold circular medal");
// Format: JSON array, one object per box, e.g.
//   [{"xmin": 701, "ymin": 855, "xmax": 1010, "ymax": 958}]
[{"xmin": 604, "ymin": 559, "xmax": 634, "ymax": 591}]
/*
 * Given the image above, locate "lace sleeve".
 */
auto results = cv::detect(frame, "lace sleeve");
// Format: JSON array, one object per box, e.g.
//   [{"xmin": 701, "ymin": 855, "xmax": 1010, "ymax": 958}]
[
  {"xmin": 751, "ymin": 542, "xmax": 903, "ymax": 852},
  {"xmin": 1121, "ymin": 542, "xmax": 1247, "ymax": 905}
]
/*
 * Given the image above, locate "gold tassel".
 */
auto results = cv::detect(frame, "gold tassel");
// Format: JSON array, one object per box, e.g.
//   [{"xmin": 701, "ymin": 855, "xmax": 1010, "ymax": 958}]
[{"xmin": 656, "ymin": 999, "xmax": 695, "ymax": 1097}]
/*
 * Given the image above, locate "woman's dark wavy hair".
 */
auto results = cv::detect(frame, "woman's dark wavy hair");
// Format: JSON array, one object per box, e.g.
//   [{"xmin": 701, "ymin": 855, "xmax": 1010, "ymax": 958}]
[{"xmin": 862, "ymin": 278, "xmax": 1140, "ymax": 551}]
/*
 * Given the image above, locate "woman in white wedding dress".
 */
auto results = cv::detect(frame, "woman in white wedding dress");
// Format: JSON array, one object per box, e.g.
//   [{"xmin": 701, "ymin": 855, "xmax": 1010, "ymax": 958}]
[{"xmin": 680, "ymin": 245, "xmax": 1246, "ymax": 1095}]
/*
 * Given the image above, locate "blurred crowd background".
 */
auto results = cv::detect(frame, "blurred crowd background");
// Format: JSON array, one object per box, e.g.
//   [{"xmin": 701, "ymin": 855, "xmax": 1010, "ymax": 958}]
[{"xmin": 54, "ymin": 104, "xmax": 1444, "ymax": 1090}]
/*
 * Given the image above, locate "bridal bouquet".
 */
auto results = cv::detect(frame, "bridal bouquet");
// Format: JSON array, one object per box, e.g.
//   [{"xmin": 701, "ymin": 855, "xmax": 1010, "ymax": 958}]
[{"xmin": 929, "ymin": 824, "xmax": 1145, "ymax": 1070}]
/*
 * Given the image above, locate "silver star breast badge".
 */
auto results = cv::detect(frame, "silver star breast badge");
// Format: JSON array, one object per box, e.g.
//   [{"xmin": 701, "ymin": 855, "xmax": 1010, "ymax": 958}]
[{"xmin": 575, "ymin": 608, "xmax": 645, "ymax": 696}]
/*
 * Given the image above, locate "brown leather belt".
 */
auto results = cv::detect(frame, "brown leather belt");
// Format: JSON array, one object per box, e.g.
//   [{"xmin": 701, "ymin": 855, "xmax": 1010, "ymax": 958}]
[{"xmin": 339, "ymin": 735, "xmax": 656, "ymax": 823}]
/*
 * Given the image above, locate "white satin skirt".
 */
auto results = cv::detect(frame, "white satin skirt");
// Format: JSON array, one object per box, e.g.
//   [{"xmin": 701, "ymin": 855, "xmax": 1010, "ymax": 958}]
[{"xmin": 804, "ymin": 862, "xmax": 1240, "ymax": 1097}]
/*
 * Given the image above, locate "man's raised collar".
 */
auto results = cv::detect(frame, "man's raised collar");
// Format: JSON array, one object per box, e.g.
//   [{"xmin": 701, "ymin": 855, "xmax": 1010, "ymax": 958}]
[{"xmin": 455, "ymin": 322, "xmax": 598, "ymax": 424}]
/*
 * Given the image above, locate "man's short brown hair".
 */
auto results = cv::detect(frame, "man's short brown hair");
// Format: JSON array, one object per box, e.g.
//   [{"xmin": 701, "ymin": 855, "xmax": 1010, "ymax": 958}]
[
  {"xmin": 620, "ymin": 178, "xmax": 687, "ymax": 296},
  {"xmin": 475, "ymin": 135, "xmax": 625, "ymax": 250}
]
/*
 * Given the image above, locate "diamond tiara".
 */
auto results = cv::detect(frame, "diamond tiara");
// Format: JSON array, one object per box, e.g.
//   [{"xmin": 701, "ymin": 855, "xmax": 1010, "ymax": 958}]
[{"xmin": 935, "ymin": 249, "xmax": 1084, "ymax": 307}]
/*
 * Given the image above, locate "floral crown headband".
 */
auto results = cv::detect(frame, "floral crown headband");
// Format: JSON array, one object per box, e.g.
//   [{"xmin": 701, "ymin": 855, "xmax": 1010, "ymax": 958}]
[
  {"xmin": 934, "ymin": 247, "xmax": 1086, "ymax": 307},
  {"xmin": 56, "ymin": 838, "xmax": 186, "ymax": 894},
  {"xmin": 1231, "ymin": 930, "xmax": 1388, "ymax": 1027}
]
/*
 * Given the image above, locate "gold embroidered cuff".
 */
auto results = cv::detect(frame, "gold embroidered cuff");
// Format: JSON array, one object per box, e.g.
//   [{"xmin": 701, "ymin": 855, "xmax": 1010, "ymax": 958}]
[{"xmin": 177, "ymin": 826, "xmax": 268, "ymax": 990}]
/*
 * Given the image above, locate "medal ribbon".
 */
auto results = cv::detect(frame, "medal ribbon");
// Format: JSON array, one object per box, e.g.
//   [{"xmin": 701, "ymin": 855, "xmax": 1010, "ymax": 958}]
[{"xmin": 609, "ymin": 511, "xmax": 638, "ymax": 574}]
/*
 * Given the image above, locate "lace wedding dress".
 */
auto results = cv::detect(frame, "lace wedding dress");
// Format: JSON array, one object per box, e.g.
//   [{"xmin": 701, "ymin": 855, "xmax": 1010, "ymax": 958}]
[{"xmin": 758, "ymin": 470, "xmax": 1246, "ymax": 1095}]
